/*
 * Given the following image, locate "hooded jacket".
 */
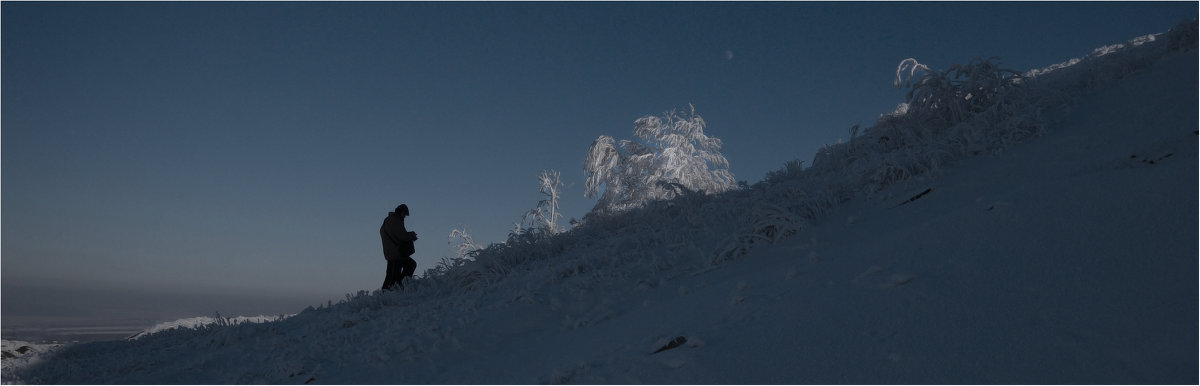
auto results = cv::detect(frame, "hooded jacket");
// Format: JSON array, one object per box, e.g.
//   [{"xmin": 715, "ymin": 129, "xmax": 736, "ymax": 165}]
[{"xmin": 380, "ymin": 211, "xmax": 416, "ymax": 260}]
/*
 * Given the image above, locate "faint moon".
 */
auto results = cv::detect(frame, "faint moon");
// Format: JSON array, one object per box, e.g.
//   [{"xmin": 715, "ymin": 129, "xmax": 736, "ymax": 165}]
[{"xmin": 724, "ymin": 50, "xmax": 734, "ymax": 60}]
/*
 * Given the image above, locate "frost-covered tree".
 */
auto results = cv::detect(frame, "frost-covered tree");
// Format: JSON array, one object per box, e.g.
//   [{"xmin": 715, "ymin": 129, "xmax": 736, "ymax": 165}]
[
  {"xmin": 584, "ymin": 105, "xmax": 736, "ymax": 214},
  {"xmin": 521, "ymin": 169, "xmax": 564, "ymax": 235}
]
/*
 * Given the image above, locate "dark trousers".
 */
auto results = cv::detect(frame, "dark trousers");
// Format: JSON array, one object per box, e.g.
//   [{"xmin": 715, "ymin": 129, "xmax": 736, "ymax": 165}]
[{"xmin": 382, "ymin": 255, "xmax": 417, "ymax": 291}]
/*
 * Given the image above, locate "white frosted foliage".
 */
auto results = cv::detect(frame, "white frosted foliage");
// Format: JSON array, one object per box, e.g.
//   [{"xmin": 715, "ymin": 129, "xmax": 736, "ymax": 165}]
[{"xmin": 584, "ymin": 105, "xmax": 736, "ymax": 214}]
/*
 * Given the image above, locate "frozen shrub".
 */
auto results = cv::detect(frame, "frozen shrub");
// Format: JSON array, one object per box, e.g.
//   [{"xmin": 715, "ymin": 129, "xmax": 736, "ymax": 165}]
[
  {"xmin": 447, "ymin": 227, "xmax": 482, "ymax": 260},
  {"xmin": 584, "ymin": 105, "xmax": 736, "ymax": 215},
  {"xmin": 521, "ymin": 170, "xmax": 565, "ymax": 236},
  {"xmin": 893, "ymin": 57, "xmax": 1022, "ymax": 130},
  {"xmin": 762, "ymin": 159, "xmax": 805, "ymax": 185},
  {"xmin": 1167, "ymin": 19, "xmax": 1198, "ymax": 52}
]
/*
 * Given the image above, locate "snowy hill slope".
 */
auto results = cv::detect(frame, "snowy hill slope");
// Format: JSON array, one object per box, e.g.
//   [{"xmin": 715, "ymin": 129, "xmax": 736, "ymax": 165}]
[{"xmin": 9, "ymin": 22, "xmax": 1197, "ymax": 384}]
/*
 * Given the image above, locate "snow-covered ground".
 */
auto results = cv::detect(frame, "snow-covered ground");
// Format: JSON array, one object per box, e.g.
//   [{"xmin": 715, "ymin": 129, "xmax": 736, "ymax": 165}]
[
  {"xmin": 1, "ymin": 340, "xmax": 59, "ymax": 384},
  {"xmin": 124, "ymin": 314, "xmax": 293, "ymax": 340},
  {"xmin": 5, "ymin": 21, "xmax": 1196, "ymax": 385}
]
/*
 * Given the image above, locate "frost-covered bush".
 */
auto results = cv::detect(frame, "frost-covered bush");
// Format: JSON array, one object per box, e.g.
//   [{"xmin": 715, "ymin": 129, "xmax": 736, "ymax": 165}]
[
  {"xmin": 447, "ymin": 227, "xmax": 482, "ymax": 260},
  {"xmin": 893, "ymin": 57, "xmax": 1023, "ymax": 132},
  {"xmin": 787, "ymin": 54, "xmax": 1050, "ymax": 204},
  {"xmin": 1167, "ymin": 19, "xmax": 1198, "ymax": 52},
  {"xmin": 762, "ymin": 159, "xmax": 805, "ymax": 186},
  {"xmin": 520, "ymin": 169, "xmax": 565, "ymax": 235},
  {"xmin": 584, "ymin": 105, "xmax": 736, "ymax": 215}
]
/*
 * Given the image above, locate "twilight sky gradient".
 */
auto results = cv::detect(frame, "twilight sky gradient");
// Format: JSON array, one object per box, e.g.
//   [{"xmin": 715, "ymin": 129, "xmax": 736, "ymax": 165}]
[{"xmin": 3, "ymin": 2, "xmax": 1195, "ymax": 330}]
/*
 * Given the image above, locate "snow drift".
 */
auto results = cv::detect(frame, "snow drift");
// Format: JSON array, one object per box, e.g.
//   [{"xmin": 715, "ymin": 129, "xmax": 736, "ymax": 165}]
[{"xmin": 8, "ymin": 20, "xmax": 1197, "ymax": 384}]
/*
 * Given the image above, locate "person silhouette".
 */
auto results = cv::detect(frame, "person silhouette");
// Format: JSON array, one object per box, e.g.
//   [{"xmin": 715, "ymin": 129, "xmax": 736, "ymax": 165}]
[{"xmin": 380, "ymin": 204, "xmax": 418, "ymax": 291}]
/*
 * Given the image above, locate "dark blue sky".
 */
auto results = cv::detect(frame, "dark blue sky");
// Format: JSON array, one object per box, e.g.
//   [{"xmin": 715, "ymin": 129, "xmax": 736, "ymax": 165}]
[{"xmin": 3, "ymin": 2, "xmax": 1195, "ymax": 328}]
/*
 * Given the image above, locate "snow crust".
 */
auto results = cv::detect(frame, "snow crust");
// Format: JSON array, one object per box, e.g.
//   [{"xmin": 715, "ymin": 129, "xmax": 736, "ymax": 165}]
[{"xmin": 6, "ymin": 20, "xmax": 1197, "ymax": 385}]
